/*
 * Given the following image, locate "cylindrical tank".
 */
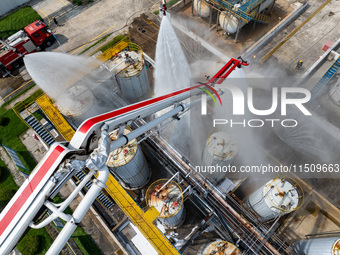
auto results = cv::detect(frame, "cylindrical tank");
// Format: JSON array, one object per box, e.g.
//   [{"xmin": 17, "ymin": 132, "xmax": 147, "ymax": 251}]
[
  {"xmin": 202, "ymin": 131, "xmax": 238, "ymax": 183},
  {"xmin": 109, "ymin": 46, "xmax": 151, "ymax": 103},
  {"xmin": 105, "ymin": 127, "xmax": 150, "ymax": 190},
  {"xmin": 245, "ymin": 178, "xmax": 301, "ymax": 221},
  {"xmin": 57, "ymin": 85, "xmax": 94, "ymax": 117},
  {"xmin": 219, "ymin": 0, "xmax": 274, "ymax": 34},
  {"xmin": 293, "ymin": 237, "xmax": 340, "ymax": 255},
  {"xmin": 219, "ymin": 11, "xmax": 246, "ymax": 34},
  {"xmin": 146, "ymin": 179, "xmax": 185, "ymax": 229},
  {"xmin": 201, "ymin": 240, "xmax": 242, "ymax": 255},
  {"xmin": 194, "ymin": 0, "xmax": 210, "ymax": 18}
]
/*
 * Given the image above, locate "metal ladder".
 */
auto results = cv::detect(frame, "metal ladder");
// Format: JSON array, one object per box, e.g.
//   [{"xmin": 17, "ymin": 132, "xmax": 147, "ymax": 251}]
[
  {"xmin": 36, "ymin": 94, "xmax": 75, "ymax": 141},
  {"xmin": 311, "ymin": 56, "xmax": 340, "ymax": 97},
  {"xmin": 105, "ymin": 174, "xmax": 180, "ymax": 255},
  {"xmin": 244, "ymin": 0, "xmax": 266, "ymax": 12},
  {"xmin": 212, "ymin": 0, "xmax": 269, "ymax": 24},
  {"xmin": 74, "ymin": 170, "xmax": 115, "ymax": 210},
  {"xmin": 25, "ymin": 115, "xmax": 55, "ymax": 147}
]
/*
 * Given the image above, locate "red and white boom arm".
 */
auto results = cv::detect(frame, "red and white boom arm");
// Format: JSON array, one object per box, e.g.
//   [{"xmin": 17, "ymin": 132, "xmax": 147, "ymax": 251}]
[{"xmin": 0, "ymin": 58, "xmax": 246, "ymax": 255}]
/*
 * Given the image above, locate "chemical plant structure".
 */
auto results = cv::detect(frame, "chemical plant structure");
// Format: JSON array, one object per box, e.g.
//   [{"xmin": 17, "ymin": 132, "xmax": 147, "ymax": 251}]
[{"xmin": 1, "ymin": 0, "xmax": 340, "ymax": 255}]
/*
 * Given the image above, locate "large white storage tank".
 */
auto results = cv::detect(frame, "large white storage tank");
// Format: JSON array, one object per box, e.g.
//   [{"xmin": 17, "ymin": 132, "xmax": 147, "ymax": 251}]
[
  {"xmin": 105, "ymin": 127, "xmax": 150, "ymax": 190},
  {"xmin": 108, "ymin": 44, "xmax": 151, "ymax": 103},
  {"xmin": 245, "ymin": 178, "xmax": 302, "ymax": 221},
  {"xmin": 146, "ymin": 179, "xmax": 186, "ymax": 229},
  {"xmin": 219, "ymin": 0, "xmax": 274, "ymax": 34},
  {"xmin": 56, "ymin": 85, "xmax": 94, "ymax": 117},
  {"xmin": 293, "ymin": 237, "xmax": 340, "ymax": 255},
  {"xmin": 202, "ymin": 131, "xmax": 238, "ymax": 183},
  {"xmin": 201, "ymin": 240, "xmax": 242, "ymax": 255},
  {"xmin": 194, "ymin": 0, "xmax": 210, "ymax": 18}
]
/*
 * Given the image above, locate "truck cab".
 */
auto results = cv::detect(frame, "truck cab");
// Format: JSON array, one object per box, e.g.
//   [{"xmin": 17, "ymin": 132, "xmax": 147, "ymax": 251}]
[{"xmin": 24, "ymin": 20, "xmax": 55, "ymax": 48}]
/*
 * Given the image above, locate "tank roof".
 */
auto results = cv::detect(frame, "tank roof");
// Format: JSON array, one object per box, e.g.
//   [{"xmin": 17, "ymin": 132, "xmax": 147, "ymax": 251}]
[
  {"xmin": 108, "ymin": 50, "xmax": 144, "ymax": 77},
  {"xmin": 146, "ymin": 179, "xmax": 183, "ymax": 218},
  {"xmin": 202, "ymin": 240, "xmax": 242, "ymax": 255},
  {"xmin": 206, "ymin": 131, "xmax": 238, "ymax": 161},
  {"xmin": 106, "ymin": 128, "xmax": 137, "ymax": 167},
  {"xmin": 263, "ymin": 178, "xmax": 300, "ymax": 214}
]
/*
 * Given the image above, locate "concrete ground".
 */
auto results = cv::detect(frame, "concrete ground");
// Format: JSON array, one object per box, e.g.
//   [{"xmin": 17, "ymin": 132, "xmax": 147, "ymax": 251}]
[
  {"xmin": 31, "ymin": 0, "xmax": 158, "ymax": 54},
  {"xmin": 19, "ymin": 127, "xmax": 48, "ymax": 162},
  {"xmin": 255, "ymin": 0, "xmax": 340, "ymax": 77},
  {"xmin": 173, "ymin": 0, "xmax": 296, "ymax": 58}
]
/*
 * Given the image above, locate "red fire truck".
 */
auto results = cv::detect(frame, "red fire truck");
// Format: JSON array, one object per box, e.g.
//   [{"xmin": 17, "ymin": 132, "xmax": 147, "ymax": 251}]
[{"xmin": 0, "ymin": 20, "xmax": 55, "ymax": 77}]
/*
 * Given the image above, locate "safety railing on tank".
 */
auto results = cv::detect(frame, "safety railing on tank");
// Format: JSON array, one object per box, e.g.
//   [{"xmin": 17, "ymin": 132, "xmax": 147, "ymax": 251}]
[
  {"xmin": 106, "ymin": 126, "xmax": 138, "ymax": 167},
  {"xmin": 210, "ymin": 0, "xmax": 269, "ymax": 24},
  {"xmin": 265, "ymin": 177, "xmax": 305, "ymax": 214},
  {"xmin": 245, "ymin": 0, "xmax": 266, "ymax": 13},
  {"xmin": 35, "ymin": 94, "xmax": 75, "ymax": 141},
  {"xmin": 211, "ymin": 0, "xmax": 252, "ymax": 22}
]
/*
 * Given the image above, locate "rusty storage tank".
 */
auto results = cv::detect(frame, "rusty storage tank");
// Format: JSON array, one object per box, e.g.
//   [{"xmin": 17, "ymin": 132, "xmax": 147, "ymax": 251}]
[
  {"xmin": 57, "ymin": 85, "xmax": 94, "ymax": 117},
  {"xmin": 105, "ymin": 127, "xmax": 150, "ymax": 190},
  {"xmin": 202, "ymin": 131, "xmax": 238, "ymax": 183},
  {"xmin": 108, "ymin": 43, "xmax": 151, "ymax": 103},
  {"xmin": 293, "ymin": 237, "xmax": 340, "ymax": 255},
  {"xmin": 194, "ymin": 0, "xmax": 210, "ymax": 18},
  {"xmin": 245, "ymin": 178, "xmax": 302, "ymax": 221},
  {"xmin": 219, "ymin": 0, "xmax": 274, "ymax": 34},
  {"xmin": 146, "ymin": 179, "xmax": 185, "ymax": 229},
  {"xmin": 201, "ymin": 240, "xmax": 242, "ymax": 255}
]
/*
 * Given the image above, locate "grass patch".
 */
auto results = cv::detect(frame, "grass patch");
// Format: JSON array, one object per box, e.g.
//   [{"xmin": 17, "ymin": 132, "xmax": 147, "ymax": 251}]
[
  {"xmin": 0, "ymin": 7, "xmax": 43, "ymax": 39},
  {"xmin": 0, "ymin": 160, "xmax": 18, "ymax": 191},
  {"xmin": 2, "ymin": 83, "xmax": 36, "ymax": 108},
  {"xmin": 154, "ymin": 10, "xmax": 159, "ymax": 15},
  {"xmin": 19, "ymin": 228, "xmax": 53, "ymax": 255},
  {"xmin": 13, "ymin": 89, "xmax": 44, "ymax": 111},
  {"xmin": 80, "ymin": 33, "xmax": 112, "ymax": 55},
  {"xmin": 97, "ymin": 34, "xmax": 128, "ymax": 53},
  {"xmin": 0, "ymin": 107, "xmax": 36, "ymax": 171}
]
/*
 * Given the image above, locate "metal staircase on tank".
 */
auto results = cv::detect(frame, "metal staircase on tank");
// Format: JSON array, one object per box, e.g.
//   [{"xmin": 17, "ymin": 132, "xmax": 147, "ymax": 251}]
[
  {"xmin": 212, "ymin": 0, "xmax": 270, "ymax": 24},
  {"xmin": 25, "ymin": 115, "xmax": 55, "ymax": 147},
  {"xmin": 74, "ymin": 169, "xmax": 115, "ymax": 210},
  {"xmin": 311, "ymin": 55, "xmax": 340, "ymax": 98},
  {"xmin": 105, "ymin": 174, "xmax": 180, "ymax": 255},
  {"xmin": 36, "ymin": 94, "xmax": 75, "ymax": 141}
]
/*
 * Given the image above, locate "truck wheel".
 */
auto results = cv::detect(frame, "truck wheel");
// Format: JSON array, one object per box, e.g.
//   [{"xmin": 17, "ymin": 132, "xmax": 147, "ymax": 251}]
[
  {"xmin": 45, "ymin": 39, "xmax": 53, "ymax": 48},
  {"xmin": 12, "ymin": 61, "xmax": 20, "ymax": 69}
]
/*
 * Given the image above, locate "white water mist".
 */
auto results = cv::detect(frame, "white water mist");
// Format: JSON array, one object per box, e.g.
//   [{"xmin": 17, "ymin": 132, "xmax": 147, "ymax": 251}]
[{"xmin": 154, "ymin": 16, "xmax": 191, "ymax": 96}]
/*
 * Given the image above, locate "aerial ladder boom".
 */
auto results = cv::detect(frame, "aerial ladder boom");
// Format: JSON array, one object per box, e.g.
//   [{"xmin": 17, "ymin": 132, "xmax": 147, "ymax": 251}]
[{"xmin": 0, "ymin": 58, "xmax": 247, "ymax": 255}]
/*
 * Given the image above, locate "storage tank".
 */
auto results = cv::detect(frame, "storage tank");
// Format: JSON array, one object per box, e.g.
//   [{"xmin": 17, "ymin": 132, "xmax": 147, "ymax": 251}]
[
  {"xmin": 57, "ymin": 85, "xmax": 94, "ymax": 117},
  {"xmin": 194, "ymin": 0, "xmax": 210, "ymax": 18},
  {"xmin": 105, "ymin": 127, "xmax": 150, "ymax": 190},
  {"xmin": 108, "ymin": 44, "xmax": 151, "ymax": 103},
  {"xmin": 219, "ymin": 0, "xmax": 274, "ymax": 34},
  {"xmin": 245, "ymin": 178, "xmax": 302, "ymax": 221},
  {"xmin": 146, "ymin": 179, "xmax": 186, "ymax": 229},
  {"xmin": 202, "ymin": 131, "xmax": 238, "ymax": 183},
  {"xmin": 201, "ymin": 240, "xmax": 242, "ymax": 255},
  {"xmin": 293, "ymin": 237, "xmax": 340, "ymax": 255}
]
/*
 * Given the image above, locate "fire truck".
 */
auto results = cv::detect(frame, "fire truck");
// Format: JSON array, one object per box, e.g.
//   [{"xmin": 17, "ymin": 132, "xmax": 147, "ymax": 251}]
[{"xmin": 0, "ymin": 20, "xmax": 55, "ymax": 77}]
